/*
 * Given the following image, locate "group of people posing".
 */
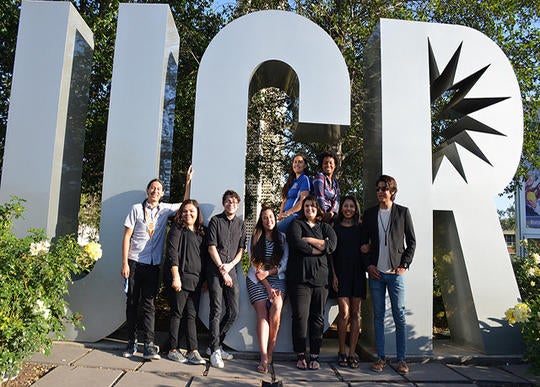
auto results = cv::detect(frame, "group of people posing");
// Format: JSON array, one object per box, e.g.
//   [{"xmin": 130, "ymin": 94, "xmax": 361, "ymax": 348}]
[{"xmin": 120, "ymin": 151, "xmax": 416, "ymax": 376}]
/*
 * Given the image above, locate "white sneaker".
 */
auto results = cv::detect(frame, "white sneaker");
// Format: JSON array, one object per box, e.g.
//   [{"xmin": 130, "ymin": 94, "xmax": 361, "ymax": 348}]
[
  {"xmin": 206, "ymin": 347, "xmax": 233, "ymax": 360},
  {"xmin": 219, "ymin": 348, "xmax": 234, "ymax": 360},
  {"xmin": 210, "ymin": 350, "xmax": 224, "ymax": 368}
]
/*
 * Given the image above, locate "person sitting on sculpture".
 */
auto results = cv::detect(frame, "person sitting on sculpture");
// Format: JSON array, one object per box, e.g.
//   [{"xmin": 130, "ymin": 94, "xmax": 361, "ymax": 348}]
[
  {"xmin": 246, "ymin": 204, "xmax": 288, "ymax": 374},
  {"xmin": 277, "ymin": 153, "xmax": 311, "ymax": 233},
  {"xmin": 312, "ymin": 150, "xmax": 340, "ymax": 223}
]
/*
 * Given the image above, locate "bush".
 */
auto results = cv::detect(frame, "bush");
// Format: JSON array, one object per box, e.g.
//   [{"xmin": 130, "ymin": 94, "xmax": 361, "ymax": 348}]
[
  {"xmin": 0, "ymin": 198, "xmax": 101, "ymax": 380},
  {"xmin": 505, "ymin": 239, "xmax": 540, "ymax": 373}
]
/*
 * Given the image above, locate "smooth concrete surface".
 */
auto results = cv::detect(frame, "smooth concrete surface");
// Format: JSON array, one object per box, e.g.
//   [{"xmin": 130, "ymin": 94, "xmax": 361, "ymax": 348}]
[{"xmin": 23, "ymin": 339, "xmax": 539, "ymax": 386}]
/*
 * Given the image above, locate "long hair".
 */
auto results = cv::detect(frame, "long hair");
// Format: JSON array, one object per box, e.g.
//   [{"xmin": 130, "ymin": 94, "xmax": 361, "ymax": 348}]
[
  {"xmin": 281, "ymin": 153, "xmax": 309, "ymax": 199},
  {"xmin": 336, "ymin": 195, "xmax": 361, "ymax": 224},
  {"xmin": 250, "ymin": 205, "xmax": 284, "ymax": 270},
  {"xmin": 174, "ymin": 199, "xmax": 205, "ymax": 236},
  {"xmin": 298, "ymin": 194, "xmax": 324, "ymax": 222}
]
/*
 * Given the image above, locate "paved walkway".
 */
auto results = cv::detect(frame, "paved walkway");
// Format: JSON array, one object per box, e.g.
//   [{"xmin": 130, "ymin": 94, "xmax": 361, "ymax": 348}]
[{"xmin": 27, "ymin": 339, "xmax": 539, "ymax": 386}]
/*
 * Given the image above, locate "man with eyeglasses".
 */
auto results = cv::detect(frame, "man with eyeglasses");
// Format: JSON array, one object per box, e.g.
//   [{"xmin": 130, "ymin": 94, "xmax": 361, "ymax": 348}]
[
  {"xmin": 361, "ymin": 175, "xmax": 416, "ymax": 375},
  {"xmin": 206, "ymin": 190, "xmax": 246, "ymax": 368}
]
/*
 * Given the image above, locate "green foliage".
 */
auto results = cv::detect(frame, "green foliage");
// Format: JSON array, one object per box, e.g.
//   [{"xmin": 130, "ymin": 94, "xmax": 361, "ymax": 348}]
[
  {"xmin": 0, "ymin": 198, "xmax": 100, "ymax": 378},
  {"xmin": 507, "ymin": 239, "xmax": 540, "ymax": 371}
]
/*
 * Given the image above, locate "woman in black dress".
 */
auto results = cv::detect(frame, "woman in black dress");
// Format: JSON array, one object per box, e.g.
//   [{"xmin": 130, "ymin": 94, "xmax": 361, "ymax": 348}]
[
  {"xmin": 330, "ymin": 196, "xmax": 366, "ymax": 368},
  {"xmin": 287, "ymin": 195, "xmax": 337, "ymax": 370},
  {"xmin": 164, "ymin": 199, "xmax": 207, "ymax": 365},
  {"xmin": 246, "ymin": 205, "xmax": 288, "ymax": 373}
]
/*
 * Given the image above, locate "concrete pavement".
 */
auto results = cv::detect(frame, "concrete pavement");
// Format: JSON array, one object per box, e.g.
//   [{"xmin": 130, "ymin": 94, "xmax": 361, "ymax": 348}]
[{"xmin": 27, "ymin": 338, "xmax": 539, "ymax": 386}]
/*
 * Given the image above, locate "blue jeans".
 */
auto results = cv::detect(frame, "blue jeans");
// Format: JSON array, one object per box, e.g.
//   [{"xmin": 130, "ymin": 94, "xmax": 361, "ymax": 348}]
[
  {"xmin": 369, "ymin": 273, "xmax": 406, "ymax": 361},
  {"xmin": 276, "ymin": 213, "xmax": 298, "ymax": 233}
]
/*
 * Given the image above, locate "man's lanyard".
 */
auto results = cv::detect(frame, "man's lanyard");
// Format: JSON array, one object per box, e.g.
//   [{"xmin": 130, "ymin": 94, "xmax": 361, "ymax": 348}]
[{"xmin": 142, "ymin": 199, "xmax": 160, "ymax": 237}]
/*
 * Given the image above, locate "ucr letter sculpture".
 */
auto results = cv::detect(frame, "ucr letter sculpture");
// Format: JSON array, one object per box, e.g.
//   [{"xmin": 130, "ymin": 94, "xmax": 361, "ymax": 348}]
[{"xmin": 0, "ymin": 3, "xmax": 524, "ymax": 355}]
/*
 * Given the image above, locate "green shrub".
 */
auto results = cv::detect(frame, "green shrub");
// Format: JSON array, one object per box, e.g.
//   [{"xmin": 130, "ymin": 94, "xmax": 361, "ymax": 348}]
[
  {"xmin": 0, "ymin": 198, "xmax": 101, "ymax": 379},
  {"xmin": 505, "ymin": 239, "xmax": 540, "ymax": 373}
]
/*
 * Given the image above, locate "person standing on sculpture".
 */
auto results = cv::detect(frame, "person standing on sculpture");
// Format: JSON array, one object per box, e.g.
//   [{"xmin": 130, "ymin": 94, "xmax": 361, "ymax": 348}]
[
  {"xmin": 277, "ymin": 153, "xmax": 311, "ymax": 232},
  {"xmin": 312, "ymin": 150, "xmax": 340, "ymax": 223},
  {"xmin": 361, "ymin": 175, "xmax": 415, "ymax": 375},
  {"xmin": 206, "ymin": 190, "xmax": 246, "ymax": 369}
]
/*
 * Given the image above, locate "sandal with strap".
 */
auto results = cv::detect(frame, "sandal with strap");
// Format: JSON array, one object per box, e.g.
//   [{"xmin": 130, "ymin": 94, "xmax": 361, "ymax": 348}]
[
  {"xmin": 296, "ymin": 353, "xmax": 307, "ymax": 370},
  {"xmin": 257, "ymin": 361, "xmax": 269, "ymax": 374},
  {"xmin": 338, "ymin": 353, "xmax": 348, "ymax": 367},
  {"xmin": 348, "ymin": 355, "xmax": 360, "ymax": 369},
  {"xmin": 309, "ymin": 354, "xmax": 320, "ymax": 370}
]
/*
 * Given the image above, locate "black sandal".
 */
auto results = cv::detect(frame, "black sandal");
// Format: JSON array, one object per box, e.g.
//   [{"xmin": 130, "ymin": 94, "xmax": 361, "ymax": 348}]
[
  {"xmin": 348, "ymin": 355, "xmax": 360, "ymax": 369},
  {"xmin": 338, "ymin": 353, "xmax": 348, "ymax": 367},
  {"xmin": 296, "ymin": 353, "xmax": 307, "ymax": 370},
  {"xmin": 309, "ymin": 354, "xmax": 320, "ymax": 370}
]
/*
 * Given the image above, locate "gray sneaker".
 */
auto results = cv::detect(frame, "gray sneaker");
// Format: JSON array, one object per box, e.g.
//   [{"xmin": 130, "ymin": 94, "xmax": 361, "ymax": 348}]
[
  {"xmin": 122, "ymin": 340, "xmax": 137, "ymax": 358},
  {"xmin": 186, "ymin": 350, "xmax": 206, "ymax": 365},
  {"xmin": 143, "ymin": 342, "xmax": 161, "ymax": 360},
  {"xmin": 210, "ymin": 350, "xmax": 224, "ymax": 368},
  {"xmin": 167, "ymin": 349, "xmax": 187, "ymax": 363}
]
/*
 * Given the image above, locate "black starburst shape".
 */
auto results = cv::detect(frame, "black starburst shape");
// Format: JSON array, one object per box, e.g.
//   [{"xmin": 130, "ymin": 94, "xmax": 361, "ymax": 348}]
[{"xmin": 429, "ymin": 39, "xmax": 509, "ymax": 182}]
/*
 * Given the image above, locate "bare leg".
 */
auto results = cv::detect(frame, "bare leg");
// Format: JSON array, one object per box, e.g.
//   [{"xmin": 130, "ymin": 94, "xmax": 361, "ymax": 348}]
[
  {"xmin": 337, "ymin": 297, "xmax": 350, "ymax": 354},
  {"xmin": 348, "ymin": 297, "xmax": 362, "ymax": 357},
  {"xmin": 252, "ymin": 300, "xmax": 270, "ymax": 365},
  {"xmin": 267, "ymin": 294, "xmax": 284, "ymax": 363}
]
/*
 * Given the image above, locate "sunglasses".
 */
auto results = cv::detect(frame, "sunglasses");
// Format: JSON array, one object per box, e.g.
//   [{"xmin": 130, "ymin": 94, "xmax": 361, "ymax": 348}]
[{"xmin": 376, "ymin": 186, "xmax": 389, "ymax": 192}]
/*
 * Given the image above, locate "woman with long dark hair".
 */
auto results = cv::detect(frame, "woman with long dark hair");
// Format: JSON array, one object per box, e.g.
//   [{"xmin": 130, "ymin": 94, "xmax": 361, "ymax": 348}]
[
  {"xmin": 330, "ymin": 196, "xmax": 366, "ymax": 368},
  {"xmin": 286, "ymin": 195, "xmax": 337, "ymax": 370},
  {"xmin": 164, "ymin": 199, "xmax": 207, "ymax": 365},
  {"xmin": 247, "ymin": 205, "xmax": 288, "ymax": 373},
  {"xmin": 277, "ymin": 153, "xmax": 311, "ymax": 232}
]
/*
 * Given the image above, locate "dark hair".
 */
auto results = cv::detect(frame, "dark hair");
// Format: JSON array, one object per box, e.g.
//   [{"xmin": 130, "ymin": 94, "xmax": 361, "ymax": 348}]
[
  {"xmin": 222, "ymin": 190, "xmax": 241, "ymax": 204},
  {"xmin": 336, "ymin": 195, "xmax": 361, "ymax": 224},
  {"xmin": 376, "ymin": 175, "xmax": 398, "ymax": 201},
  {"xmin": 146, "ymin": 178, "xmax": 164, "ymax": 190},
  {"xmin": 174, "ymin": 199, "xmax": 205, "ymax": 236},
  {"xmin": 318, "ymin": 150, "xmax": 339, "ymax": 171},
  {"xmin": 298, "ymin": 194, "xmax": 323, "ymax": 222},
  {"xmin": 250, "ymin": 204, "xmax": 284, "ymax": 270},
  {"xmin": 281, "ymin": 153, "xmax": 309, "ymax": 199}
]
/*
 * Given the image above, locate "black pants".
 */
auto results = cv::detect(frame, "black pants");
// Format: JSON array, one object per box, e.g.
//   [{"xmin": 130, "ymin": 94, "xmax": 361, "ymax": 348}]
[
  {"xmin": 126, "ymin": 260, "xmax": 160, "ymax": 344},
  {"xmin": 289, "ymin": 282, "xmax": 328, "ymax": 354},
  {"xmin": 207, "ymin": 271, "xmax": 239, "ymax": 352},
  {"xmin": 168, "ymin": 287, "xmax": 200, "ymax": 351}
]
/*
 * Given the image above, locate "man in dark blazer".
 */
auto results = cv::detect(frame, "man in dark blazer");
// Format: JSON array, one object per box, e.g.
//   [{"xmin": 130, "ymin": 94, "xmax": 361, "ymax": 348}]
[{"xmin": 361, "ymin": 175, "xmax": 415, "ymax": 375}]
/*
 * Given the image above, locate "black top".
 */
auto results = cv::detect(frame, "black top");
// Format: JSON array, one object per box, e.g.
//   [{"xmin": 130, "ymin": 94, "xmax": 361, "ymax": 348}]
[
  {"xmin": 207, "ymin": 212, "xmax": 246, "ymax": 277},
  {"xmin": 332, "ymin": 222, "xmax": 365, "ymax": 276},
  {"xmin": 286, "ymin": 218, "xmax": 337, "ymax": 286},
  {"xmin": 164, "ymin": 223, "xmax": 207, "ymax": 292}
]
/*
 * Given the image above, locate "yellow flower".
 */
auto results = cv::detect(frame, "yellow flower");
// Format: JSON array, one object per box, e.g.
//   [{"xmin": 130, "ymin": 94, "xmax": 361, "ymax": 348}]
[
  {"xmin": 533, "ymin": 253, "xmax": 540, "ymax": 265},
  {"xmin": 84, "ymin": 242, "xmax": 102, "ymax": 261},
  {"xmin": 531, "ymin": 281, "xmax": 536, "ymax": 287},
  {"xmin": 513, "ymin": 303, "xmax": 531, "ymax": 323},
  {"xmin": 528, "ymin": 267, "xmax": 536, "ymax": 276},
  {"xmin": 505, "ymin": 307, "xmax": 516, "ymax": 325}
]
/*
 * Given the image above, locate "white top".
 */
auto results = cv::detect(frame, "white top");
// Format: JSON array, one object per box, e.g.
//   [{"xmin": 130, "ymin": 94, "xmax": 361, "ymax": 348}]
[
  {"xmin": 124, "ymin": 201, "xmax": 180, "ymax": 265},
  {"xmin": 377, "ymin": 207, "xmax": 393, "ymax": 273}
]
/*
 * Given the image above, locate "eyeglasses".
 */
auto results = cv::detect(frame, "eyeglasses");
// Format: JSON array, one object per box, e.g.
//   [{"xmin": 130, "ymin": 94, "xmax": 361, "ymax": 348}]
[{"xmin": 376, "ymin": 186, "xmax": 389, "ymax": 192}]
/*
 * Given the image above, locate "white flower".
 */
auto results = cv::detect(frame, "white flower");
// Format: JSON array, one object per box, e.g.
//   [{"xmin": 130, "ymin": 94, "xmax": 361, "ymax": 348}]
[
  {"xmin": 34, "ymin": 299, "xmax": 50, "ymax": 319},
  {"xmin": 29, "ymin": 240, "xmax": 50, "ymax": 256},
  {"xmin": 534, "ymin": 253, "xmax": 540, "ymax": 265},
  {"xmin": 528, "ymin": 267, "xmax": 536, "ymax": 277}
]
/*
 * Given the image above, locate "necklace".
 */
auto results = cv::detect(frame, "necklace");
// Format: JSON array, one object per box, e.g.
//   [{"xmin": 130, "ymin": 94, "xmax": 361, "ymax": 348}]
[{"xmin": 378, "ymin": 210, "xmax": 390, "ymax": 246}]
